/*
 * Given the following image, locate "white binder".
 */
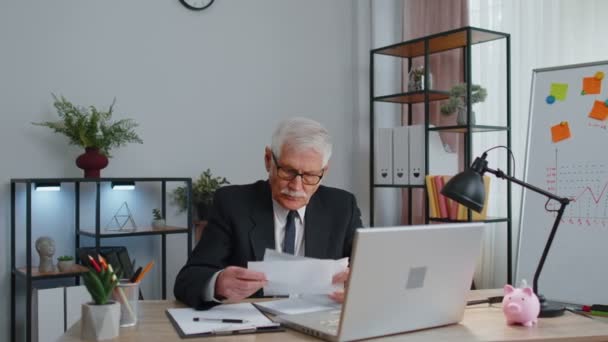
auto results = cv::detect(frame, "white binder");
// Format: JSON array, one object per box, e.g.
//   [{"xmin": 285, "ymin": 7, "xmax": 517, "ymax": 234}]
[
  {"xmin": 374, "ymin": 128, "xmax": 393, "ymax": 185},
  {"xmin": 32, "ymin": 287, "xmax": 64, "ymax": 342},
  {"xmin": 392, "ymin": 126, "xmax": 410, "ymax": 185},
  {"xmin": 408, "ymin": 125, "xmax": 426, "ymax": 185},
  {"xmin": 65, "ymin": 285, "xmax": 92, "ymax": 330}
]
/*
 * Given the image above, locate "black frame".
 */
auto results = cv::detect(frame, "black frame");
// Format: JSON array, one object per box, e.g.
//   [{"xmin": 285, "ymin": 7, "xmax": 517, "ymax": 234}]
[
  {"xmin": 369, "ymin": 26, "xmax": 512, "ymax": 282},
  {"xmin": 179, "ymin": 0, "xmax": 215, "ymax": 11},
  {"xmin": 10, "ymin": 177, "xmax": 193, "ymax": 342}
]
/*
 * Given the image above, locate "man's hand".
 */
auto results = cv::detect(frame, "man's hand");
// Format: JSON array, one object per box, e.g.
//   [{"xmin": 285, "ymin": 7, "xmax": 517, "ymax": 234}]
[
  {"xmin": 329, "ymin": 268, "xmax": 350, "ymax": 303},
  {"xmin": 215, "ymin": 266, "xmax": 267, "ymax": 301}
]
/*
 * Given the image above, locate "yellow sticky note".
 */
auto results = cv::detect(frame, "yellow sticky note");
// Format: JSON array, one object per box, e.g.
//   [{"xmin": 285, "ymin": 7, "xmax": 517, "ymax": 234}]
[
  {"xmin": 550, "ymin": 83, "xmax": 568, "ymax": 101},
  {"xmin": 589, "ymin": 100, "xmax": 608, "ymax": 121},
  {"xmin": 551, "ymin": 121, "xmax": 571, "ymax": 143},
  {"xmin": 583, "ymin": 77, "xmax": 602, "ymax": 95}
]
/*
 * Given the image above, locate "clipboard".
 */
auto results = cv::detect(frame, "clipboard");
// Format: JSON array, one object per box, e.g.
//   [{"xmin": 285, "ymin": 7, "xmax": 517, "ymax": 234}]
[{"xmin": 166, "ymin": 303, "xmax": 283, "ymax": 338}]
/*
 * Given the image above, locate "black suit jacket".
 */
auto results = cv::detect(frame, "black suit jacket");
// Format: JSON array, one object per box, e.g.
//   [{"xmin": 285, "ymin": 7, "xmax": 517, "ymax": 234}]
[{"xmin": 174, "ymin": 180, "xmax": 363, "ymax": 308}]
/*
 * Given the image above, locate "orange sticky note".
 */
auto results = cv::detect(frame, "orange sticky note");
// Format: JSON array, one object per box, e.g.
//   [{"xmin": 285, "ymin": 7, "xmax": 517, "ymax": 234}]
[
  {"xmin": 551, "ymin": 121, "xmax": 571, "ymax": 143},
  {"xmin": 589, "ymin": 100, "xmax": 608, "ymax": 121},
  {"xmin": 583, "ymin": 77, "xmax": 601, "ymax": 95}
]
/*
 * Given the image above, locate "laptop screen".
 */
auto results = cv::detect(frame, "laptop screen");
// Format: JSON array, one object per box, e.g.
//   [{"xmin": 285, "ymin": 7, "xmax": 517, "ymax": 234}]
[{"xmin": 337, "ymin": 223, "xmax": 484, "ymax": 341}]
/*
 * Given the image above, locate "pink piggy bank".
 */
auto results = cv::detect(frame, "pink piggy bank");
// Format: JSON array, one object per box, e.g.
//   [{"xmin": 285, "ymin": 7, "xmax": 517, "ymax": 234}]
[{"xmin": 502, "ymin": 284, "xmax": 540, "ymax": 327}]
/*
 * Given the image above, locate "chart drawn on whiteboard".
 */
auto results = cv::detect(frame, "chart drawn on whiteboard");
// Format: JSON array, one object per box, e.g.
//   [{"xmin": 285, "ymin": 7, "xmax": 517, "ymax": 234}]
[{"xmin": 545, "ymin": 148, "xmax": 608, "ymax": 226}]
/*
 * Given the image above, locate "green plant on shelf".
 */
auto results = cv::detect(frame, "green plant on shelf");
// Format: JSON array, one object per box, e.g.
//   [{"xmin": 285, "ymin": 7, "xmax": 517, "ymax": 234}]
[
  {"xmin": 172, "ymin": 169, "xmax": 229, "ymax": 220},
  {"xmin": 57, "ymin": 255, "xmax": 74, "ymax": 261},
  {"xmin": 152, "ymin": 208, "xmax": 163, "ymax": 220},
  {"xmin": 440, "ymin": 83, "xmax": 488, "ymax": 116}
]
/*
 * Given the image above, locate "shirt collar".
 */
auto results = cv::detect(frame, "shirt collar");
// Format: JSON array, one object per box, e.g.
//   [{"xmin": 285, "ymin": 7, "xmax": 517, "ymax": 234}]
[{"xmin": 272, "ymin": 199, "xmax": 306, "ymax": 222}]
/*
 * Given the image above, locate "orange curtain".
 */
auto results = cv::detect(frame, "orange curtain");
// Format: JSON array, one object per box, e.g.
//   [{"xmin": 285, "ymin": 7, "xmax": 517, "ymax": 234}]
[{"xmin": 401, "ymin": 0, "xmax": 469, "ymax": 224}]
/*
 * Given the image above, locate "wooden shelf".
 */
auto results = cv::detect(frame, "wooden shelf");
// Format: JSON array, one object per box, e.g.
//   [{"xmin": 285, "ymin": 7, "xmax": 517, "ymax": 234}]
[
  {"xmin": 373, "ymin": 184, "xmax": 426, "ymax": 189},
  {"xmin": 78, "ymin": 226, "xmax": 189, "ymax": 238},
  {"xmin": 374, "ymin": 90, "xmax": 449, "ymax": 104},
  {"xmin": 428, "ymin": 125, "xmax": 510, "ymax": 133},
  {"xmin": 373, "ymin": 27, "xmax": 508, "ymax": 58},
  {"xmin": 15, "ymin": 264, "xmax": 89, "ymax": 279},
  {"xmin": 429, "ymin": 216, "xmax": 510, "ymax": 223}
]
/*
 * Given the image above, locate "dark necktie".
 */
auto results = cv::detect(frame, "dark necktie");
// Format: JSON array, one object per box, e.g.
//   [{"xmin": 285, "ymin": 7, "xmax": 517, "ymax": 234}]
[{"xmin": 283, "ymin": 210, "xmax": 297, "ymax": 254}]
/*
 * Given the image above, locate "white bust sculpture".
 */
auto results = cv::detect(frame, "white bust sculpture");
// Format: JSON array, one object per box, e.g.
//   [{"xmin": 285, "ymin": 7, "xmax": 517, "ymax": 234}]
[{"xmin": 35, "ymin": 236, "xmax": 56, "ymax": 272}]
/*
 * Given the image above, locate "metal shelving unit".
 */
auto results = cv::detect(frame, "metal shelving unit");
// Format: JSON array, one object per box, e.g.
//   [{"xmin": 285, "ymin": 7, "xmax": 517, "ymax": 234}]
[
  {"xmin": 370, "ymin": 26, "xmax": 512, "ymax": 281},
  {"xmin": 10, "ymin": 177, "xmax": 193, "ymax": 342}
]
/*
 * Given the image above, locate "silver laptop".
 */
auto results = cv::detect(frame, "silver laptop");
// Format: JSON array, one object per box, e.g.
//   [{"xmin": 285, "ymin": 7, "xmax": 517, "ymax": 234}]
[{"xmin": 275, "ymin": 222, "xmax": 484, "ymax": 342}]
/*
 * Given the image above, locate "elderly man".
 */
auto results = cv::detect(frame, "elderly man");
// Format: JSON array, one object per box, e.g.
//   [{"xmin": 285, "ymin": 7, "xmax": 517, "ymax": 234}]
[{"xmin": 174, "ymin": 117, "xmax": 363, "ymax": 308}]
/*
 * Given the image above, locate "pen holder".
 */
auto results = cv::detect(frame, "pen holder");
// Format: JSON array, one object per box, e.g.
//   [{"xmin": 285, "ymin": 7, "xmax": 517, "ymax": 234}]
[{"xmin": 112, "ymin": 279, "xmax": 139, "ymax": 327}]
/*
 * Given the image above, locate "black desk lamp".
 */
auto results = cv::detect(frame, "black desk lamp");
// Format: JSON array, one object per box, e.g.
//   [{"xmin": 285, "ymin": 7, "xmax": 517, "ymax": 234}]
[{"xmin": 441, "ymin": 148, "xmax": 570, "ymax": 318}]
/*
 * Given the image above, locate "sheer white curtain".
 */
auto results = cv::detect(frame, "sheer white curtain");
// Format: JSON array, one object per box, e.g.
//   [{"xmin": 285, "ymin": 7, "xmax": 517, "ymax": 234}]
[{"xmin": 469, "ymin": 0, "xmax": 608, "ymax": 287}]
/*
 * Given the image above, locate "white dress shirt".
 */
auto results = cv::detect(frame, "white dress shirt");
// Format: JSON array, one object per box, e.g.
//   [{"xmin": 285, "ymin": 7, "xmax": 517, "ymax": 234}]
[
  {"xmin": 203, "ymin": 200, "xmax": 307, "ymax": 301},
  {"xmin": 272, "ymin": 200, "xmax": 306, "ymax": 256}
]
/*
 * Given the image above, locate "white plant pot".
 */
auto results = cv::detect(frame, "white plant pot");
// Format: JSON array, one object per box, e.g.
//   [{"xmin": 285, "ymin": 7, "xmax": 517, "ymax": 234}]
[
  {"xmin": 81, "ymin": 301, "xmax": 121, "ymax": 341},
  {"xmin": 151, "ymin": 219, "xmax": 166, "ymax": 228},
  {"xmin": 57, "ymin": 259, "xmax": 75, "ymax": 272}
]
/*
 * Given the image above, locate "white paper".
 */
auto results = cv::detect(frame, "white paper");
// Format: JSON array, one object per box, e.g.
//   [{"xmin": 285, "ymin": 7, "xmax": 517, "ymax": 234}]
[
  {"xmin": 264, "ymin": 248, "xmax": 309, "ymax": 261},
  {"xmin": 248, "ymin": 254, "xmax": 348, "ymax": 296},
  {"xmin": 166, "ymin": 303, "xmax": 279, "ymax": 336},
  {"xmin": 254, "ymin": 295, "xmax": 341, "ymax": 316}
]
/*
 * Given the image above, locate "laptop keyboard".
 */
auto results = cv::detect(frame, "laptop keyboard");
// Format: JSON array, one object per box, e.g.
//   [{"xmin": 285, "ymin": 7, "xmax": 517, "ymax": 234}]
[{"xmin": 319, "ymin": 310, "xmax": 341, "ymax": 334}]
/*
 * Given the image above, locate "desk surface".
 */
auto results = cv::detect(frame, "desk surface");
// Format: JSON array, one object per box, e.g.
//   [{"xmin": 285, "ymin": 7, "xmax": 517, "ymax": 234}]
[{"xmin": 59, "ymin": 290, "xmax": 608, "ymax": 341}]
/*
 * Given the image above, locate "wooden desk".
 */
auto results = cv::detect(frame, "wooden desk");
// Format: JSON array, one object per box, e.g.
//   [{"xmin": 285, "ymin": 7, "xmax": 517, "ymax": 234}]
[{"xmin": 59, "ymin": 290, "xmax": 608, "ymax": 341}]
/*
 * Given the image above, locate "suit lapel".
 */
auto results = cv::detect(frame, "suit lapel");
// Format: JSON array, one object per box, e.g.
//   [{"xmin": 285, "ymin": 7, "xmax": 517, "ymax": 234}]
[
  {"xmin": 304, "ymin": 193, "xmax": 330, "ymax": 258},
  {"xmin": 249, "ymin": 182, "xmax": 275, "ymax": 261}
]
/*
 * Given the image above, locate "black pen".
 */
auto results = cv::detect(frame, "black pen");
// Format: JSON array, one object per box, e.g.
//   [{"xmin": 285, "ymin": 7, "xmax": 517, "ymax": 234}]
[{"xmin": 193, "ymin": 317, "xmax": 250, "ymax": 323}]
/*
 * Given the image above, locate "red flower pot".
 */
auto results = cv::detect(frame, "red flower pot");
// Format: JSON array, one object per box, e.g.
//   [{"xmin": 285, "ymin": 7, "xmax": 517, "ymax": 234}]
[{"xmin": 75, "ymin": 147, "xmax": 109, "ymax": 178}]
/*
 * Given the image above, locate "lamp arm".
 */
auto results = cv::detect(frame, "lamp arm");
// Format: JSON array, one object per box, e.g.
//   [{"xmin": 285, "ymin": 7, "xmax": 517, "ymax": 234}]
[
  {"xmin": 485, "ymin": 167, "xmax": 570, "ymax": 294},
  {"xmin": 531, "ymin": 201, "xmax": 568, "ymax": 294},
  {"xmin": 486, "ymin": 167, "xmax": 569, "ymax": 204}
]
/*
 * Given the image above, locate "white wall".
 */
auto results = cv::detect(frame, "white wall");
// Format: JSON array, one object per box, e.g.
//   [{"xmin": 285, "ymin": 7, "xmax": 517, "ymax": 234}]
[
  {"xmin": 0, "ymin": 1, "xmax": 366, "ymax": 340},
  {"xmin": 370, "ymin": 0, "xmax": 403, "ymax": 226}
]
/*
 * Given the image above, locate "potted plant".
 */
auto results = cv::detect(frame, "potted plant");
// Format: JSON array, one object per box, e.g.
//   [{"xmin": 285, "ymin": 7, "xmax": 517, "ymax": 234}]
[
  {"xmin": 151, "ymin": 208, "xmax": 166, "ymax": 228},
  {"xmin": 408, "ymin": 65, "xmax": 432, "ymax": 91},
  {"xmin": 171, "ymin": 169, "xmax": 229, "ymax": 221},
  {"xmin": 440, "ymin": 83, "xmax": 487, "ymax": 125},
  {"xmin": 81, "ymin": 255, "xmax": 121, "ymax": 341},
  {"xmin": 32, "ymin": 94, "xmax": 143, "ymax": 178},
  {"xmin": 57, "ymin": 255, "xmax": 75, "ymax": 272}
]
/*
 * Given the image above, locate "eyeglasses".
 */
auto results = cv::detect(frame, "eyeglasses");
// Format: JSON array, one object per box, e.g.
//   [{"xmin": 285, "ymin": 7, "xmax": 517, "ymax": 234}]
[{"xmin": 271, "ymin": 152, "xmax": 324, "ymax": 185}]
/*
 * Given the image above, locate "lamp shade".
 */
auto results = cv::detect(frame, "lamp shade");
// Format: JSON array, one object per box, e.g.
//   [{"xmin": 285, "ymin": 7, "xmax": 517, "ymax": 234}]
[{"xmin": 441, "ymin": 168, "xmax": 485, "ymax": 213}]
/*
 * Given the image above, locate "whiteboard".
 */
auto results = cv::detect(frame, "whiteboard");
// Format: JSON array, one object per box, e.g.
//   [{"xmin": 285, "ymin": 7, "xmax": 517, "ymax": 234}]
[{"xmin": 517, "ymin": 60, "xmax": 608, "ymax": 304}]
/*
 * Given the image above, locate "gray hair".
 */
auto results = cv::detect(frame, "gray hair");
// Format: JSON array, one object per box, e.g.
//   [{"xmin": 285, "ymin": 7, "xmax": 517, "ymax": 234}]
[{"xmin": 271, "ymin": 117, "xmax": 332, "ymax": 167}]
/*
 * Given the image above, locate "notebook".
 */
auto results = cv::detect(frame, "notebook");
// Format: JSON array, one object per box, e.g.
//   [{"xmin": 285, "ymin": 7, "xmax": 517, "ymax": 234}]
[
  {"xmin": 166, "ymin": 302, "xmax": 282, "ymax": 338},
  {"xmin": 275, "ymin": 222, "xmax": 485, "ymax": 341}
]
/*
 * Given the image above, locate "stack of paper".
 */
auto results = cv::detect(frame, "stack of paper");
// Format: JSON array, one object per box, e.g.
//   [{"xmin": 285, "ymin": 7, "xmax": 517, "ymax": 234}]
[
  {"xmin": 248, "ymin": 249, "xmax": 348, "ymax": 296},
  {"xmin": 249, "ymin": 249, "xmax": 345, "ymax": 316},
  {"xmin": 166, "ymin": 303, "xmax": 281, "ymax": 337}
]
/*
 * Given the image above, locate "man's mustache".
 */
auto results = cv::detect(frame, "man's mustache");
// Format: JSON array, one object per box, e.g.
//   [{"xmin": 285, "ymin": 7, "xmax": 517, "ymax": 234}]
[{"xmin": 281, "ymin": 188, "xmax": 307, "ymax": 198}]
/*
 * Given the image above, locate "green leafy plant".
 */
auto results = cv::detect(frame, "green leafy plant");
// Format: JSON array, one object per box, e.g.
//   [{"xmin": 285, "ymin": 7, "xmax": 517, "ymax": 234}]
[
  {"xmin": 82, "ymin": 255, "xmax": 120, "ymax": 305},
  {"xmin": 57, "ymin": 255, "xmax": 74, "ymax": 261},
  {"xmin": 152, "ymin": 208, "xmax": 163, "ymax": 220},
  {"xmin": 32, "ymin": 94, "xmax": 143, "ymax": 157},
  {"xmin": 172, "ymin": 169, "xmax": 229, "ymax": 220},
  {"xmin": 440, "ymin": 83, "xmax": 488, "ymax": 116}
]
